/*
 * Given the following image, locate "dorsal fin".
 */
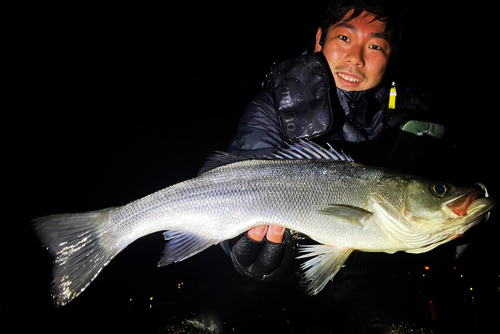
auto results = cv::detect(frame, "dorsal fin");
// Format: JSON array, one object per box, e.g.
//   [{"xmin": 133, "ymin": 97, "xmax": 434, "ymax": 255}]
[
  {"xmin": 198, "ymin": 140, "xmax": 353, "ymax": 175},
  {"xmin": 197, "ymin": 152, "xmax": 250, "ymax": 175},
  {"xmin": 274, "ymin": 139, "xmax": 354, "ymax": 162}
]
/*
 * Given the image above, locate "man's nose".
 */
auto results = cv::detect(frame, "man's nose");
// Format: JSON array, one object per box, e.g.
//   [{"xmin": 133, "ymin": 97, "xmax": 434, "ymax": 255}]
[{"xmin": 345, "ymin": 45, "xmax": 365, "ymax": 67}]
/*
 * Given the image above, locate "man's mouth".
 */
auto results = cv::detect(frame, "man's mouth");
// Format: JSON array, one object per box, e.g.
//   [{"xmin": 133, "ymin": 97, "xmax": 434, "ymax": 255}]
[{"xmin": 337, "ymin": 72, "xmax": 361, "ymax": 83}]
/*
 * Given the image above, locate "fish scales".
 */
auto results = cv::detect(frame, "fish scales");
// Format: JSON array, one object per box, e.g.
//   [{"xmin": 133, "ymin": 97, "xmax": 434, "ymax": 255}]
[{"xmin": 110, "ymin": 159, "xmax": 383, "ymax": 249}]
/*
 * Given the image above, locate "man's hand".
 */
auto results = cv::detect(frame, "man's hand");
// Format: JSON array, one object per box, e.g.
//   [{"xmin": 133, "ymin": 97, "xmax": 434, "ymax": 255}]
[
  {"xmin": 229, "ymin": 225, "xmax": 298, "ymax": 281},
  {"xmin": 247, "ymin": 225, "xmax": 286, "ymax": 243}
]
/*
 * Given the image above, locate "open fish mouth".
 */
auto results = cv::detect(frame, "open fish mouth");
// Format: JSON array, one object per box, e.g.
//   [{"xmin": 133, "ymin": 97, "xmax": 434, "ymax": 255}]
[
  {"xmin": 446, "ymin": 188, "xmax": 485, "ymax": 216},
  {"xmin": 445, "ymin": 183, "xmax": 495, "ymax": 229},
  {"xmin": 438, "ymin": 185, "xmax": 494, "ymax": 242}
]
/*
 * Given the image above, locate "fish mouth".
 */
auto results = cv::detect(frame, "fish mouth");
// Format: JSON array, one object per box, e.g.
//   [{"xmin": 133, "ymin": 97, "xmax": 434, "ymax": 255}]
[
  {"xmin": 446, "ymin": 183, "xmax": 495, "ymax": 218},
  {"xmin": 446, "ymin": 188, "xmax": 484, "ymax": 216}
]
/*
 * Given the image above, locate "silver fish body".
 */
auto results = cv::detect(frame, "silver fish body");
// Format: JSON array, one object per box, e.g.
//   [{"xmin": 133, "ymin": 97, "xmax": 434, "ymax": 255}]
[
  {"xmin": 33, "ymin": 141, "xmax": 495, "ymax": 306},
  {"xmin": 112, "ymin": 159, "xmax": 390, "ymax": 252}
]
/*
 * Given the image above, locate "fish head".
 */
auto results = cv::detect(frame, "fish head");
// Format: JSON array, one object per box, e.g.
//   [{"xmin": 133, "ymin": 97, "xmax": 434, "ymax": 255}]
[
  {"xmin": 404, "ymin": 179, "xmax": 495, "ymax": 226},
  {"xmin": 374, "ymin": 176, "xmax": 496, "ymax": 253}
]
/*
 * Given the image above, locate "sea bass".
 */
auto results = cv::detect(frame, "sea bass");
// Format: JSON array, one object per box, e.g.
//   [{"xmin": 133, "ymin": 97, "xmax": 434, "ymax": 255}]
[{"xmin": 33, "ymin": 141, "xmax": 495, "ymax": 306}]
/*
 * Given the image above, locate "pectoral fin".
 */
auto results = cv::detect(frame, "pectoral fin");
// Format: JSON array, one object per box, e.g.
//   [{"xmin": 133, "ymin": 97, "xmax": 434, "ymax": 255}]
[
  {"xmin": 297, "ymin": 245, "xmax": 353, "ymax": 295},
  {"xmin": 318, "ymin": 204, "xmax": 372, "ymax": 227}
]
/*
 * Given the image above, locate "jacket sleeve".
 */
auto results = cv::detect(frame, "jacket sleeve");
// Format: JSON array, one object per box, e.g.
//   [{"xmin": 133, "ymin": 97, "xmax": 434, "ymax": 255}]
[{"xmin": 227, "ymin": 88, "xmax": 287, "ymax": 157}]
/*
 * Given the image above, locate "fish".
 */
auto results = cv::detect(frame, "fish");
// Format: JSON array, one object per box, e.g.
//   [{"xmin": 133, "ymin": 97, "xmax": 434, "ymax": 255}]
[{"xmin": 33, "ymin": 140, "xmax": 495, "ymax": 306}]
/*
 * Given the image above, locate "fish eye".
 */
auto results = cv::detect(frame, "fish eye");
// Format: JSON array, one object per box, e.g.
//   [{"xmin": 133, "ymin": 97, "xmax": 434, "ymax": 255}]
[{"xmin": 430, "ymin": 182, "xmax": 448, "ymax": 197}]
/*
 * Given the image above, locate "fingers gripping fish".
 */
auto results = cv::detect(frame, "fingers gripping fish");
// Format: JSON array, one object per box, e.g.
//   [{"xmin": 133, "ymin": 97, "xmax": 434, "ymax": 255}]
[{"xmin": 33, "ymin": 141, "xmax": 496, "ymax": 306}]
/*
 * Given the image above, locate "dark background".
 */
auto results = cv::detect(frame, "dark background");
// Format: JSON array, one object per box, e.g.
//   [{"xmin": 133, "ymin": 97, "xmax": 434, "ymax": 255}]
[{"xmin": 6, "ymin": 1, "xmax": 499, "ymax": 333}]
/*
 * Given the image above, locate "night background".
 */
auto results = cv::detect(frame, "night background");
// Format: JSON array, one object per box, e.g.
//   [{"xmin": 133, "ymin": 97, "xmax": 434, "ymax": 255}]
[{"xmin": 6, "ymin": 1, "xmax": 499, "ymax": 333}]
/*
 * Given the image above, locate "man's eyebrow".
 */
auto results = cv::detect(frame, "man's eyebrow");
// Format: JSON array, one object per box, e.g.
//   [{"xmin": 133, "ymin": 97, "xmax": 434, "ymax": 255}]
[
  {"xmin": 335, "ymin": 22, "xmax": 389, "ymax": 41},
  {"xmin": 371, "ymin": 31, "xmax": 389, "ymax": 41},
  {"xmin": 336, "ymin": 22, "xmax": 357, "ymax": 32}
]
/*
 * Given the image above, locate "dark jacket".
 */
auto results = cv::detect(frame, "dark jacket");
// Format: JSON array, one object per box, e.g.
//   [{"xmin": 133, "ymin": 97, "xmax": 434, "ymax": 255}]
[{"xmin": 228, "ymin": 52, "xmax": 443, "ymax": 173}]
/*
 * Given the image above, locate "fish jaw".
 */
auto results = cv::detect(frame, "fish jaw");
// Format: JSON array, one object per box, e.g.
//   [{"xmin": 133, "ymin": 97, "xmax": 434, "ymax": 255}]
[
  {"xmin": 445, "ymin": 188, "xmax": 484, "ymax": 216},
  {"xmin": 457, "ymin": 197, "xmax": 496, "ymax": 225},
  {"xmin": 432, "ymin": 196, "xmax": 496, "ymax": 248}
]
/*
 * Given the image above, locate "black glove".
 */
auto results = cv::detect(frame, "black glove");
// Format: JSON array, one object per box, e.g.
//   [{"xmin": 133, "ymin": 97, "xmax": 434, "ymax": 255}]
[{"xmin": 223, "ymin": 229, "xmax": 302, "ymax": 281}]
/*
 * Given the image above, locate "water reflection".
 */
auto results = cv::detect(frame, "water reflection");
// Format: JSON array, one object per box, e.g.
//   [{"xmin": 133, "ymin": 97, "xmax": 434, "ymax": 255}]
[
  {"xmin": 161, "ymin": 312, "xmax": 223, "ymax": 334},
  {"xmin": 109, "ymin": 256, "xmax": 497, "ymax": 334}
]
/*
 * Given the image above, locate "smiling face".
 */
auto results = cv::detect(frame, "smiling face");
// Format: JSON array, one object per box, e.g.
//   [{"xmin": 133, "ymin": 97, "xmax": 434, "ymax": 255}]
[{"xmin": 315, "ymin": 10, "xmax": 391, "ymax": 91}]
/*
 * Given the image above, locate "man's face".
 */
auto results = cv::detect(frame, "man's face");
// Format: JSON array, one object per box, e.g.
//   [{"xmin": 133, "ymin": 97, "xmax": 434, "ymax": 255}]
[{"xmin": 315, "ymin": 10, "xmax": 391, "ymax": 91}]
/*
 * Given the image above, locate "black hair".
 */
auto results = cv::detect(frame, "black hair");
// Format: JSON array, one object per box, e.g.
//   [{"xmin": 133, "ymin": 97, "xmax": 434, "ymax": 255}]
[{"xmin": 319, "ymin": 0, "xmax": 406, "ymax": 63}]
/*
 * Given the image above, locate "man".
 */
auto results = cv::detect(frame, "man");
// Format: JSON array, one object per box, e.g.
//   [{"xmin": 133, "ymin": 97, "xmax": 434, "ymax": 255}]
[{"xmin": 224, "ymin": 0, "xmax": 443, "ymax": 285}]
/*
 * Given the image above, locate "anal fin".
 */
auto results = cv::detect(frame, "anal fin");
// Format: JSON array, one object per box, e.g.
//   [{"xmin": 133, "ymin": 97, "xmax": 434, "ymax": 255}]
[
  {"xmin": 158, "ymin": 231, "xmax": 218, "ymax": 267},
  {"xmin": 297, "ymin": 245, "xmax": 353, "ymax": 295}
]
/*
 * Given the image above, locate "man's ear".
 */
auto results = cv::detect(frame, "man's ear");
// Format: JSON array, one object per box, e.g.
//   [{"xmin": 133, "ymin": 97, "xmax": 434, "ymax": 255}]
[{"xmin": 314, "ymin": 27, "xmax": 323, "ymax": 52}]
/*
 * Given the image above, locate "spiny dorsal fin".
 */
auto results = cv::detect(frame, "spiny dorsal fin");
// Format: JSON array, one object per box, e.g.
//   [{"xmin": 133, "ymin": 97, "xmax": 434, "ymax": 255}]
[
  {"xmin": 274, "ymin": 139, "xmax": 354, "ymax": 162},
  {"xmin": 198, "ymin": 140, "xmax": 353, "ymax": 175}
]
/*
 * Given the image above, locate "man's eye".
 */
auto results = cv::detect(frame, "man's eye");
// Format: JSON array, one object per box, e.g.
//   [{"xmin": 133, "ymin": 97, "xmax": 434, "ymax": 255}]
[
  {"xmin": 369, "ymin": 45, "xmax": 383, "ymax": 50},
  {"xmin": 339, "ymin": 35, "xmax": 350, "ymax": 42}
]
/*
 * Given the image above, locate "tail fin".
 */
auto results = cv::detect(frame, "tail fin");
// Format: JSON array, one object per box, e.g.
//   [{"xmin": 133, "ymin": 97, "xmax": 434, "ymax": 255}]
[{"xmin": 33, "ymin": 208, "xmax": 120, "ymax": 307}]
